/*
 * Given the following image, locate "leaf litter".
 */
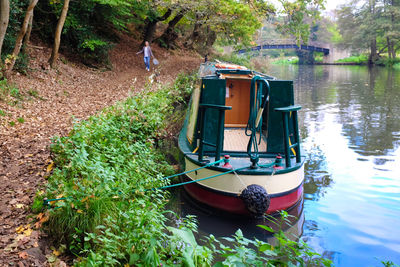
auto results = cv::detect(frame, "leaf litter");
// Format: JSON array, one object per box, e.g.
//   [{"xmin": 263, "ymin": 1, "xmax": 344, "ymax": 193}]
[{"xmin": 0, "ymin": 34, "xmax": 201, "ymax": 266}]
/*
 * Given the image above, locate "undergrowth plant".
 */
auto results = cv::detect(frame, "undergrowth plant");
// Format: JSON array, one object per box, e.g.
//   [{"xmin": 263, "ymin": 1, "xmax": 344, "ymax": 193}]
[
  {"xmin": 37, "ymin": 72, "xmax": 331, "ymax": 266},
  {"xmin": 0, "ymin": 79, "xmax": 23, "ymax": 105}
]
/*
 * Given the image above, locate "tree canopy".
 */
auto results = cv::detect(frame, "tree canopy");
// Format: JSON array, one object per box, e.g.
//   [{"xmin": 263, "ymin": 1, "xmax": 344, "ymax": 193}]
[
  {"xmin": 0, "ymin": 0, "xmax": 326, "ymax": 70},
  {"xmin": 336, "ymin": 0, "xmax": 400, "ymax": 63}
]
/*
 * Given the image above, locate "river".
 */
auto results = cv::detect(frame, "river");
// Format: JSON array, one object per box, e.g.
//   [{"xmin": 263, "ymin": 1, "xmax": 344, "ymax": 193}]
[
  {"xmin": 171, "ymin": 65, "xmax": 400, "ymax": 266},
  {"xmin": 269, "ymin": 65, "xmax": 400, "ymax": 266}
]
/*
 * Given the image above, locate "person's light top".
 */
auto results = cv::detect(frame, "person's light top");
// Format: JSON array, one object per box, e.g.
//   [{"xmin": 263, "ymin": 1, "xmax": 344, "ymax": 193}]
[{"xmin": 144, "ymin": 47, "xmax": 151, "ymax": 57}]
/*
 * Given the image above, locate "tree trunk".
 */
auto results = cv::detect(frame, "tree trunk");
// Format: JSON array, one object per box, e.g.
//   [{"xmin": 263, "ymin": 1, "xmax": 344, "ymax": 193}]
[
  {"xmin": 368, "ymin": 38, "xmax": 378, "ymax": 65},
  {"xmin": 49, "ymin": 0, "xmax": 70, "ymax": 68},
  {"xmin": 22, "ymin": 4, "xmax": 33, "ymax": 54},
  {"xmin": 205, "ymin": 26, "xmax": 216, "ymax": 48},
  {"xmin": 4, "ymin": 0, "xmax": 37, "ymax": 77},
  {"xmin": 141, "ymin": 8, "xmax": 171, "ymax": 46},
  {"xmin": 0, "ymin": 0, "xmax": 9, "ymax": 58},
  {"xmin": 386, "ymin": 37, "xmax": 394, "ymax": 59},
  {"xmin": 156, "ymin": 10, "xmax": 186, "ymax": 48},
  {"xmin": 184, "ymin": 15, "xmax": 203, "ymax": 49}
]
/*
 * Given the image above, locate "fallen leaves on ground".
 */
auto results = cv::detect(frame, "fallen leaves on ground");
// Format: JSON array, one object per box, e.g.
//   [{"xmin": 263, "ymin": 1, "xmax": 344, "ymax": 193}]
[{"xmin": 0, "ymin": 33, "xmax": 202, "ymax": 265}]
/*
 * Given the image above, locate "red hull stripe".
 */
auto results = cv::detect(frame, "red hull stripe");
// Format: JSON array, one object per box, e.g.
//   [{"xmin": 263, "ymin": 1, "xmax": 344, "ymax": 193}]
[{"xmin": 184, "ymin": 182, "xmax": 303, "ymax": 215}]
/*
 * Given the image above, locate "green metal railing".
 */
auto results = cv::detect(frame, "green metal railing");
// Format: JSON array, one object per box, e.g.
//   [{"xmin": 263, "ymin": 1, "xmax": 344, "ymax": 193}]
[
  {"xmin": 198, "ymin": 103, "xmax": 232, "ymax": 163},
  {"xmin": 274, "ymin": 105, "xmax": 302, "ymax": 167}
]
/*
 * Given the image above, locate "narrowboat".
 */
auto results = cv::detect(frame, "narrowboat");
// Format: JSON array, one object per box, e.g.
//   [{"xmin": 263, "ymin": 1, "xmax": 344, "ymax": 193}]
[{"xmin": 178, "ymin": 62, "xmax": 305, "ymax": 217}]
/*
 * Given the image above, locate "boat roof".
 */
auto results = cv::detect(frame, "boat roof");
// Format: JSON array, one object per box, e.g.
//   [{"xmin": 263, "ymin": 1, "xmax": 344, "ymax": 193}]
[{"xmin": 198, "ymin": 61, "xmax": 275, "ymax": 80}]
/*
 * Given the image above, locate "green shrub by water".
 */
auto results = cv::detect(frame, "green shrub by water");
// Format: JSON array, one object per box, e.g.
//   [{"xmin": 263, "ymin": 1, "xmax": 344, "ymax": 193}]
[
  {"xmin": 272, "ymin": 57, "xmax": 299, "ymax": 65},
  {"xmin": 39, "ymin": 73, "xmax": 331, "ymax": 266},
  {"xmin": 335, "ymin": 54, "xmax": 368, "ymax": 64}
]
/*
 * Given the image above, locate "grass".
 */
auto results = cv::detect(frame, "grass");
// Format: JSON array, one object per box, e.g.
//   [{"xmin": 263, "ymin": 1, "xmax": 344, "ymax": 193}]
[
  {"xmin": 335, "ymin": 54, "xmax": 369, "ymax": 64},
  {"xmin": 36, "ymin": 73, "xmax": 332, "ymax": 266},
  {"xmin": 272, "ymin": 57, "xmax": 299, "ymax": 65}
]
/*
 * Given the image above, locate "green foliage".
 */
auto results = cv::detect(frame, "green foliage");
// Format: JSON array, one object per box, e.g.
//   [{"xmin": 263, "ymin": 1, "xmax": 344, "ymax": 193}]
[
  {"xmin": 336, "ymin": 0, "xmax": 400, "ymax": 63},
  {"xmin": 276, "ymin": 0, "xmax": 325, "ymax": 45},
  {"xmin": 0, "ymin": 79, "xmax": 23, "ymax": 105},
  {"xmin": 394, "ymin": 63, "xmax": 400, "ymax": 70},
  {"xmin": 211, "ymin": 211, "xmax": 332, "ymax": 266},
  {"xmin": 336, "ymin": 54, "xmax": 369, "ymax": 64},
  {"xmin": 212, "ymin": 0, "xmax": 264, "ymax": 48},
  {"xmin": 376, "ymin": 57, "xmax": 400, "ymax": 66},
  {"xmin": 17, "ymin": 117, "xmax": 24, "ymax": 123},
  {"xmin": 327, "ymin": 23, "xmax": 343, "ymax": 44},
  {"xmin": 41, "ymin": 73, "xmax": 197, "ymax": 264},
  {"xmin": 37, "ymin": 73, "xmax": 332, "ymax": 266},
  {"xmin": 34, "ymin": 0, "xmax": 140, "ymax": 66},
  {"xmin": 272, "ymin": 57, "xmax": 299, "ymax": 65},
  {"xmin": 1, "ymin": 0, "xmax": 27, "ymax": 59},
  {"xmin": 0, "ymin": 109, "xmax": 6, "ymax": 116},
  {"xmin": 381, "ymin": 260, "xmax": 400, "ymax": 267}
]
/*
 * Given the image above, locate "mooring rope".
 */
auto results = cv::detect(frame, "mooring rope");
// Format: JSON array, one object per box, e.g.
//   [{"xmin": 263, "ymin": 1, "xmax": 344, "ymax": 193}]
[{"xmin": 43, "ymin": 159, "xmax": 277, "ymax": 209}]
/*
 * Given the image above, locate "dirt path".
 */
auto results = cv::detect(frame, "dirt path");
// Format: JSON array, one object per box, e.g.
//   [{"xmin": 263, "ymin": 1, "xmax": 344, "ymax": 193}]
[{"xmin": 0, "ymin": 34, "xmax": 202, "ymax": 266}]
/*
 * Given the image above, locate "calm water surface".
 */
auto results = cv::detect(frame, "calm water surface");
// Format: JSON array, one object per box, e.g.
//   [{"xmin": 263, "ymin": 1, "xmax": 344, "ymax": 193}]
[
  {"xmin": 268, "ymin": 65, "xmax": 400, "ymax": 266},
  {"xmin": 172, "ymin": 65, "xmax": 400, "ymax": 266}
]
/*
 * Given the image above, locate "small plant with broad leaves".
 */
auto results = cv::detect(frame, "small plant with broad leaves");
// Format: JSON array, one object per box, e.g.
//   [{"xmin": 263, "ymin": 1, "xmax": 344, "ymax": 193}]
[{"xmin": 36, "ymin": 72, "xmax": 332, "ymax": 266}]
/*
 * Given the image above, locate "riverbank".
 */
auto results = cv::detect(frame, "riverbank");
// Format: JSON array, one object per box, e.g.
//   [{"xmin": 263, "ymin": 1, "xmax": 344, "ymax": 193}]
[
  {"xmin": 30, "ymin": 73, "xmax": 330, "ymax": 266},
  {"xmin": 1, "ymin": 41, "xmax": 332, "ymax": 265},
  {"xmin": 0, "ymin": 34, "xmax": 202, "ymax": 265}
]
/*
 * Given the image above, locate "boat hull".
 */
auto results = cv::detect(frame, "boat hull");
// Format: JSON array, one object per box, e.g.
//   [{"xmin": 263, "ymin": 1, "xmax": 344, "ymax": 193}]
[{"xmin": 183, "ymin": 157, "xmax": 304, "ymax": 215}]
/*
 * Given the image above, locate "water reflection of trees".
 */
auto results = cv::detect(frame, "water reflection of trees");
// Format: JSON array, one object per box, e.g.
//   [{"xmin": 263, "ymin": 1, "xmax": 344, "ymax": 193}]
[
  {"xmin": 336, "ymin": 67, "xmax": 400, "ymax": 156},
  {"xmin": 304, "ymin": 145, "xmax": 333, "ymax": 201},
  {"xmin": 293, "ymin": 66, "xmax": 400, "ymax": 157}
]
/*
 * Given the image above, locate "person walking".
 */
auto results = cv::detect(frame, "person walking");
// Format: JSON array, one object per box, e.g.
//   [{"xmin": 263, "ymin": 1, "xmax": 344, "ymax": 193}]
[{"xmin": 136, "ymin": 41, "xmax": 154, "ymax": 71}]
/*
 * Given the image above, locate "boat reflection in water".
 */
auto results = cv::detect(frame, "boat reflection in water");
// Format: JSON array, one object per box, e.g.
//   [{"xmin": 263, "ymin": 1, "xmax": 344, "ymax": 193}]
[{"xmin": 169, "ymin": 188, "xmax": 304, "ymax": 242}]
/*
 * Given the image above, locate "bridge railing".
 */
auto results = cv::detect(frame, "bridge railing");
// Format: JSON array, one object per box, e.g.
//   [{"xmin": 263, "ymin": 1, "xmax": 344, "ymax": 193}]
[{"xmin": 238, "ymin": 43, "xmax": 329, "ymax": 55}]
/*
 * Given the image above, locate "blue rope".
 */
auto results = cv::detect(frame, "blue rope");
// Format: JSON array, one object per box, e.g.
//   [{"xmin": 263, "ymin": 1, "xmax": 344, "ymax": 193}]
[
  {"xmin": 43, "ymin": 161, "xmax": 277, "ymax": 209},
  {"xmin": 246, "ymin": 76, "xmax": 270, "ymax": 166},
  {"xmin": 152, "ymin": 166, "xmax": 250, "ymax": 191},
  {"xmin": 159, "ymin": 158, "xmax": 224, "ymax": 180}
]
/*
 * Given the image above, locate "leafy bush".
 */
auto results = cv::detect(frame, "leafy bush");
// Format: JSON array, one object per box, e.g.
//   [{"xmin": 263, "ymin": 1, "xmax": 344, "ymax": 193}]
[
  {"xmin": 39, "ymin": 73, "xmax": 331, "ymax": 266},
  {"xmin": 34, "ymin": 0, "xmax": 129, "ymax": 66},
  {"xmin": 272, "ymin": 57, "xmax": 299, "ymax": 65},
  {"xmin": 335, "ymin": 54, "xmax": 368, "ymax": 64},
  {"xmin": 41, "ymin": 73, "xmax": 197, "ymax": 264}
]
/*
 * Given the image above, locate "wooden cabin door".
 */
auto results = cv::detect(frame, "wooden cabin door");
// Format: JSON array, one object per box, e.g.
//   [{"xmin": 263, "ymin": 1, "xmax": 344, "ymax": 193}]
[{"xmin": 225, "ymin": 79, "xmax": 251, "ymax": 127}]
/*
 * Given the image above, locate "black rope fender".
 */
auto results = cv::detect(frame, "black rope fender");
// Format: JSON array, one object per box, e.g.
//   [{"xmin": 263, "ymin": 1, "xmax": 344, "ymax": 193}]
[{"xmin": 240, "ymin": 184, "xmax": 270, "ymax": 217}]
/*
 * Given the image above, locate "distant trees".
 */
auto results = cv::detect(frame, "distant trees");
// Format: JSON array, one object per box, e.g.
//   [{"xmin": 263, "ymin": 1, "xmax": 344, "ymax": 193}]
[
  {"xmin": 336, "ymin": 0, "xmax": 400, "ymax": 64},
  {"xmin": 0, "ymin": 0, "xmax": 330, "ymax": 76},
  {"xmin": 276, "ymin": 0, "xmax": 325, "ymax": 45}
]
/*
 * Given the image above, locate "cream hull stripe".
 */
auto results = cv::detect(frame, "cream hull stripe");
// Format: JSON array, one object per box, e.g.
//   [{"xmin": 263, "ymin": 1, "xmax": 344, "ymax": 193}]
[{"xmin": 185, "ymin": 158, "xmax": 304, "ymax": 195}]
